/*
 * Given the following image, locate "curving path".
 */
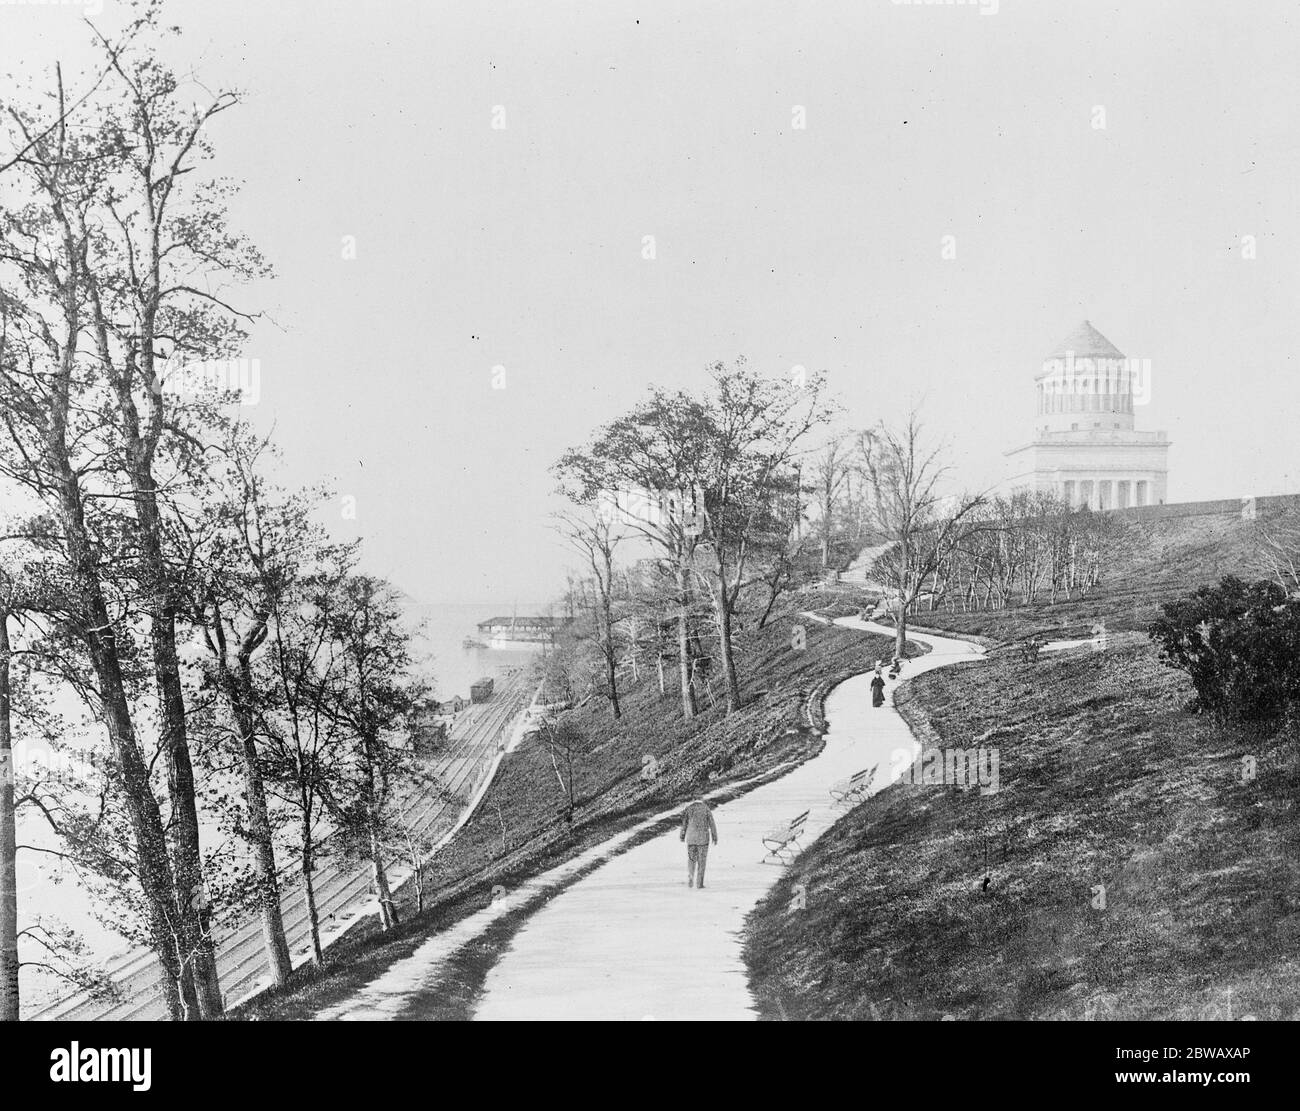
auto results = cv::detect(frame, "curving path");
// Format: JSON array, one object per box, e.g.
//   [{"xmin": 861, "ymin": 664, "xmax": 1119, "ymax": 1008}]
[{"xmin": 470, "ymin": 617, "xmax": 984, "ymax": 1021}]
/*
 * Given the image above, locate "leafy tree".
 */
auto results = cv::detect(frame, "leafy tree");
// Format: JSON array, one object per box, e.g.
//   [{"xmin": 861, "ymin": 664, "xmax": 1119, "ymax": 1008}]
[
  {"xmin": 257, "ymin": 553, "xmax": 354, "ymax": 967},
  {"xmin": 0, "ymin": 7, "xmax": 269, "ymax": 1017},
  {"xmin": 556, "ymin": 362, "xmax": 832, "ymax": 715},
  {"xmin": 187, "ymin": 431, "xmax": 324, "ymax": 987}
]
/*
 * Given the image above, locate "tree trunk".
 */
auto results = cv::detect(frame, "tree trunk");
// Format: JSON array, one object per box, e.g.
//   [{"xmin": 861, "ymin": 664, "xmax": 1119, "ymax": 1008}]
[
  {"xmin": 301, "ymin": 815, "xmax": 323, "ymax": 967},
  {"xmin": 895, "ymin": 597, "xmax": 907, "ymax": 659},
  {"xmin": 222, "ymin": 660, "xmax": 292, "ymax": 988},
  {"xmin": 596, "ymin": 550, "xmax": 621, "ymax": 719},
  {"xmin": 604, "ymin": 645, "xmax": 621, "ymax": 719},
  {"xmin": 369, "ymin": 825, "xmax": 397, "ymax": 930},
  {"xmin": 675, "ymin": 568, "xmax": 697, "ymax": 720},
  {"xmin": 87, "ymin": 259, "xmax": 223, "ymax": 1018},
  {"xmin": 56, "ymin": 472, "xmax": 188, "ymax": 1019},
  {"xmin": 141, "ymin": 547, "xmax": 223, "ymax": 1019},
  {"xmin": 101, "ymin": 647, "xmax": 190, "ymax": 1021},
  {"xmin": 241, "ymin": 728, "xmax": 292, "ymax": 986},
  {"xmin": 0, "ymin": 612, "xmax": 18, "ymax": 1022},
  {"xmin": 600, "ymin": 592, "xmax": 621, "ymax": 719},
  {"xmin": 757, "ymin": 575, "xmax": 782, "ymax": 629},
  {"xmin": 715, "ymin": 591, "xmax": 743, "ymax": 713}
]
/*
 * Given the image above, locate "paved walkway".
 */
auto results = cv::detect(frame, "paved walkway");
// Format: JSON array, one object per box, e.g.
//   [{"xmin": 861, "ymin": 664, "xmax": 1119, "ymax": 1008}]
[
  {"xmin": 472, "ymin": 617, "xmax": 983, "ymax": 1021},
  {"xmin": 317, "ymin": 762, "xmax": 788, "ymax": 1020}
]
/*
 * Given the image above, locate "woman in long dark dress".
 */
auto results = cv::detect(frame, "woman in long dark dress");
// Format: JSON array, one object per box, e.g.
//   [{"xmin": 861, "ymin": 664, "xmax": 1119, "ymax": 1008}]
[{"xmin": 871, "ymin": 668, "xmax": 886, "ymax": 708}]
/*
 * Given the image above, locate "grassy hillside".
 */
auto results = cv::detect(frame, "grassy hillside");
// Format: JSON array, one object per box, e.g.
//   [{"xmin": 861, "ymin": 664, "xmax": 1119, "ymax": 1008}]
[
  {"xmin": 742, "ymin": 640, "xmax": 1300, "ymax": 1020},
  {"xmin": 866, "ymin": 508, "xmax": 1279, "ymax": 645},
  {"xmin": 240, "ymin": 595, "xmax": 904, "ymax": 1019}
]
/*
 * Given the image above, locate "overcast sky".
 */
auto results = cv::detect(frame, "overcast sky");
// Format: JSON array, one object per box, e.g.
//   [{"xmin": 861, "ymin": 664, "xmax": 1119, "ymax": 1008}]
[{"xmin": 4, "ymin": 0, "xmax": 1297, "ymax": 603}]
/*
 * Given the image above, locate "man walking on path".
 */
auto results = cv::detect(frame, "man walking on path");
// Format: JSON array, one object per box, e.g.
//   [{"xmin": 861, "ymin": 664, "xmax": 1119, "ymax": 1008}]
[{"xmin": 680, "ymin": 798, "xmax": 718, "ymax": 888}]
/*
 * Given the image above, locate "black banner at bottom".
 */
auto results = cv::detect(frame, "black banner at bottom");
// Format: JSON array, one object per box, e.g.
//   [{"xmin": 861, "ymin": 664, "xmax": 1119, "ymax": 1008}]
[{"xmin": 4, "ymin": 1018, "xmax": 1287, "ymax": 1099}]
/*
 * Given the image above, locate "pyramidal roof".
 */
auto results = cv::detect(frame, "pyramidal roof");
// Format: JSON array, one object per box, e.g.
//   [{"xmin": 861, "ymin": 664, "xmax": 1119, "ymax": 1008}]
[{"xmin": 1048, "ymin": 320, "xmax": 1125, "ymax": 359}]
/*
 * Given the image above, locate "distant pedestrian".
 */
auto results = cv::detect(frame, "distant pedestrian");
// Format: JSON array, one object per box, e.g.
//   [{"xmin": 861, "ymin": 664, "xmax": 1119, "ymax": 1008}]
[
  {"xmin": 679, "ymin": 797, "xmax": 718, "ymax": 888},
  {"xmin": 871, "ymin": 668, "xmax": 886, "ymax": 708}
]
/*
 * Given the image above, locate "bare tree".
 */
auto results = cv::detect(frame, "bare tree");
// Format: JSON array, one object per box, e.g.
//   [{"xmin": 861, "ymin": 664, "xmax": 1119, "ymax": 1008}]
[
  {"xmin": 857, "ymin": 413, "xmax": 987, "ymax": 656},
  {"xmin": 810, "ymin": 435, "xmax": 853, "ymax": 569},
  {"xmin": 555, "ymin": 509, "xmax": 625, "ymax": 719},
  {"xmin": 1254, "ymin": 510, "xmax": 1300, "ymax": 595},
  {"xmin": 535, "ymin": 716, "xmax": 588, "ymax": 828},
  {"xmin": 752, "ymin": 462, "xmax": 814, "ymax": 628}
]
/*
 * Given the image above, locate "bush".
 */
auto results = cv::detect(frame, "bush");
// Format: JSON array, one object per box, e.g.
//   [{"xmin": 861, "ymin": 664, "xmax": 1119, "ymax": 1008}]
[{"xmin": 1149, "ymin": 576, "xmax": 1300, "ymax": 721}]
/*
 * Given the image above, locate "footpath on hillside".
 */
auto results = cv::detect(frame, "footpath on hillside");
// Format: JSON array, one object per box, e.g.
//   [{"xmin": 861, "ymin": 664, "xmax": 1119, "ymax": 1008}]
[
  {"xmin": 315, "ymin": 617, "xmax": 983, "ymax": 1021},
  {"xmin": 470, "ymin": 618, "xmax": 985, "ymax": 1020}
]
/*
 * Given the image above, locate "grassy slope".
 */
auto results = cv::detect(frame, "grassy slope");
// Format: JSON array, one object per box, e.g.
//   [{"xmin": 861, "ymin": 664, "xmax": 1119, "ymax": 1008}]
[
  {"xmin": 742, "ymin": 517, "xmax": 1300, "ymax": 1020},
  {"xmin": 883, "ymin": 511, "xmax": 1273, "ymax": 644},
  {"xmin": 239, "ymin": 595, "xmax": 902, "ymax": 1019}
]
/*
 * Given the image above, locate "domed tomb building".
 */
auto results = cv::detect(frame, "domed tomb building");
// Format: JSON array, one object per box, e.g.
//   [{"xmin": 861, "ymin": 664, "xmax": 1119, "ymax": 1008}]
[{"xmin": 1005, "ymin": 320, "xmax": 1169, "ymax": 509}]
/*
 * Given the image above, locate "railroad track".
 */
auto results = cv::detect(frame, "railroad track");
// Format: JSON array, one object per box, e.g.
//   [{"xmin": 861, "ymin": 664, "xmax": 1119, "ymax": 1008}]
[{"xmin": 31, "ymin": 680, "xmax": 530, "ymax": 1021}]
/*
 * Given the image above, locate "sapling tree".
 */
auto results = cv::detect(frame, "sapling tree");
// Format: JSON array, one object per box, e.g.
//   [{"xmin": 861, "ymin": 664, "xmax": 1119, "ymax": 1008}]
[{"xmin": 311, "ymin": 575, "xmax": 430, "ymax": 931}]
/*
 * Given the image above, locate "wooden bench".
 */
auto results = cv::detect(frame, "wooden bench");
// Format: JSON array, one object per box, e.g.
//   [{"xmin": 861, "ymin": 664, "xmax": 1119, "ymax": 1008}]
[
  {"xmin": 829, "ymin": 767, "xmax": 875, "ymax": 808},
  {"xmin": 761, "ymin": 810, "xmax": 809, "ymax": 865}
]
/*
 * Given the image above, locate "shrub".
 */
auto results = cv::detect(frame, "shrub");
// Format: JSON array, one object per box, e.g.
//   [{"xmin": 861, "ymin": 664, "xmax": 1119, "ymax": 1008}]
[{"xmin": 1149, "ymin": 576, "xmax": 1300, "ymax": 721}]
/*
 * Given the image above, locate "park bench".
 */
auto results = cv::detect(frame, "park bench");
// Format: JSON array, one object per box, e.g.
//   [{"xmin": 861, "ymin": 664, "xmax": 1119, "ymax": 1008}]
[
  {"xmin": 829, "ymin": 767, "xmax": 875, "ymax": 808},
  {"xmin": 761, "ymin": 809, "xmax": 809, "ymax": 865}
]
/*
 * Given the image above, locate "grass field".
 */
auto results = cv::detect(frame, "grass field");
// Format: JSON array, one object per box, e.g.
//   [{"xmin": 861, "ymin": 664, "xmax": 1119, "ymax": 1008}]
[
  {"xmin": 238, "ymin": 594, "xmax": 904, "ymax": 1019},
  {"xmin": 742, "ymin": 639, "xmax": 1300, "ymax": 1020}
]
